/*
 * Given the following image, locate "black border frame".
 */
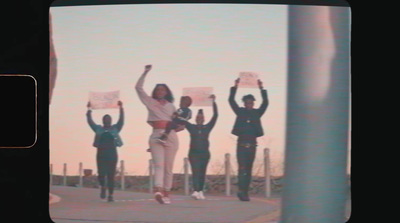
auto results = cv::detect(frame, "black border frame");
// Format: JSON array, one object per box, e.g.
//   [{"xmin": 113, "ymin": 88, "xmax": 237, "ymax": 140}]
[{"xmin": 0, "ymin": 0, "xmax": 353, "ymax": 222}]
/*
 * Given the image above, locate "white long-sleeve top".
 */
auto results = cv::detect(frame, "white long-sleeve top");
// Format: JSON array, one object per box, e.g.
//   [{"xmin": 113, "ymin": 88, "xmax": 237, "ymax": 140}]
[{"xmin": 135, "ymin": 74, "xmax": 176, "ymax": 122}]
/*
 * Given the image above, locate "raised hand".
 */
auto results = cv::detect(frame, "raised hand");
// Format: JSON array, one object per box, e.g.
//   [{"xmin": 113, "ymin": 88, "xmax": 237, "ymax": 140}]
[
  {"xmin": 87, "ymin": 101, "xmax": 91, "ymax": 108},
  {"xmin": 257, "ymin": 79, "xmax": 263, "ymax": 89},
  {"xmin": 144, "ymin": 64, "xmax": 152, "ymax": 73},
  {"xmin": 118, "ymin": 100, "xmax": 123, "ymax": 107},
  {"xmin": 234, "ymin": 78, "xmax": 240, "ymax": 87},
  {"xmin": 209, "ymin": 94, "xmax": 216, "ymax": 102}
]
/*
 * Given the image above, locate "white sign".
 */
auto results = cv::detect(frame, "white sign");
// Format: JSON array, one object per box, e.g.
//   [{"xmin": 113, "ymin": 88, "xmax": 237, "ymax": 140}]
[
  {"xmin": 182, "ymin": 87, "xmax": 213, "ymax": 107},
  {"xmin": 238, "ymin": 72, "xmax": 259, "ymax": 88},
  {"xmin": 89, "ymin": 90, "xmax": 120, "ymax": 109}
]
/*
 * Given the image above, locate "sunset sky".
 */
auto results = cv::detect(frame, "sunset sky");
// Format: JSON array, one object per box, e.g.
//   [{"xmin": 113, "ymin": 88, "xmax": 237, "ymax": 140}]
[{"xmin": 49, "ymin": 4, "xmax": 288, "ymax": 176}]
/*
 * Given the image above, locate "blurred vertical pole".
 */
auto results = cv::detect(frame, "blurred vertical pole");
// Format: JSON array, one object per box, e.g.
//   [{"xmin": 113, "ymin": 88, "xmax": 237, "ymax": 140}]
[
  {"xmin": 49, "ymin": 10, "xmax": 58, "ymax": 206},
  {"xmin": 184, "ymin": 158, "xmax": 189, "ymax": 195},
  {"xmin": 79, "ymin": 162, "xmax": 83, "ymax": 188},
  {"xmin": 49, "ymin": 12, "xmax": 57, "ymax": 104},
  {"xmin": 264, "ymin": 148, "xmax": 271, "ymax": 198},
  {"xmin": 281, "ymin": 5, "xmax": 350, "ymax": 223},
  {"xmin": 50, "ymin": 164, "xmax": 53, "ymax": 186},
  {"xmin": 63, "ymin": 163, "xmax": 67, "ymax": 186},
  {"xmin": 120, "ymin": 160, "xmax": 125, "ymax": 191},
  {"xmin": 149, "ymin": 159, "xmax": 154, "ymax": 193},
  {"xmin": 225, "ymin": 153, "xmax": 231, "ymax": 196}
]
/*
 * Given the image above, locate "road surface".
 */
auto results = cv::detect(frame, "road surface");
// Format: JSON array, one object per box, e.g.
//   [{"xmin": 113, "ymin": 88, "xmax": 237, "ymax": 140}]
[{"xmin": 50, "ymin": 186, "xmax": 281, "ymax": 223}]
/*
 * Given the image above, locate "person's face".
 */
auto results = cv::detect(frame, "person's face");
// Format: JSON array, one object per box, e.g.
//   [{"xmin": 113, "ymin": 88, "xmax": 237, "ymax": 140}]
[
  {"xmin": 180, "ymin": 97, "xmax": 191, "ymax": 108},
  {"xmin": 154, "ymin": 85, "xmax": 168, "ymax": 99},
  {"xmin": 103, "ymin": 115, "xmax": 112, "ymax": 127},
  {"xmin": 196, "ymin": 114, "xmax": 205, "ymax": 125},
  {"xmin": 243, "ymin": 99, "xmax": 255, "ymax": 109}
]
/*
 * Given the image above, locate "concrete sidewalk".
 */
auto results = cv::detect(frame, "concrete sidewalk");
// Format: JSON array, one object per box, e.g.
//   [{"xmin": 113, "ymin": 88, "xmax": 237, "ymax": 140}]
[{"xmin": 49, "ymin": 186, "xmax": 280, "ymax": 223}]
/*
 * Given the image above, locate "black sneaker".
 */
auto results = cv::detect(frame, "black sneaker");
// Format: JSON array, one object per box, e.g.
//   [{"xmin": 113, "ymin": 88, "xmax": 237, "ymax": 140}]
[
  {"xmin": 243, "ymin": 192, "xmax": 250, "ymax": 201},
  {"xmin": 100, "ymin": 187, "xmax": 106, "ymax": 199},
  {"xmin": 107, "ymin": 195, "xmax": 114, "ymax": 202},
  {"xmin": 236, "ymin": 191, "xmax": 243, "ymax": 201},
  {"xmin": 237, "ymin": 191, "xmax": 250, "ymax": 201}
]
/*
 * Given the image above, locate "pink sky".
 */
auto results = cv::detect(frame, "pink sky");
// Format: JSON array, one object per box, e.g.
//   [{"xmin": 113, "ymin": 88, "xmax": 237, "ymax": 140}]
[{"xmin": 49, "ymin": 4, "xmax": 289, "ymax": 176}]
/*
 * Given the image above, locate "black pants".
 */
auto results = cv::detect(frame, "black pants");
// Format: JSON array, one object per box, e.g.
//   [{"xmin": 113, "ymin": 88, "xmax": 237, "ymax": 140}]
[
  {"xmin": 236, "ymin": 143, "xmax": 257, "ymax": 192},
  {"xmin": 164, "ymin": 118, "xmax": 186, "ymax": 135},
  {"xmin": 189, "ymin": 150, "xmax": 210, "ymax": 192},
  {"xmin": 96, "ymin": 148, "xmax": 118, "ymax": 195}
]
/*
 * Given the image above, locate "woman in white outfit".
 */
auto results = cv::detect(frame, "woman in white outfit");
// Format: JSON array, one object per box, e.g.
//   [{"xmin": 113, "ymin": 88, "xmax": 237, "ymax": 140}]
[{"xmin": 135, "ymin": 64, "xmax": 183, "ymax": 204}]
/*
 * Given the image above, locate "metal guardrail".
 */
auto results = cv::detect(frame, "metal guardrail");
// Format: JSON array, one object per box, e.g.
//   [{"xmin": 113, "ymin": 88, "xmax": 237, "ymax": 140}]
[{"xmin": 50, "ymin": 148, "xmax": 272, "ymax": 197}]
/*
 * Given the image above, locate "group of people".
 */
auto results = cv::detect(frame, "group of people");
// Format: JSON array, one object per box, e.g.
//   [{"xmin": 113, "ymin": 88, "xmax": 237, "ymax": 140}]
[{"xmin": 86, "ymin": 64, "xmax": 269, "ymax": 204}]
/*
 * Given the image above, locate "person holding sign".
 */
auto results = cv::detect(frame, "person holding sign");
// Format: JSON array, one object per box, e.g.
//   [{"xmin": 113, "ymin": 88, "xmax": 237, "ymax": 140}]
[
  {"xmin": 135, "ymin": 64, "xmax": 184, "ymax": 204},
  {"xmin": 86, "ymin": 100, "xmax": 124, "ymax": 202},
  {"xmin": 184, "ymin": 94, "xmax": 218, "ymax": 200},
  {"xmin": 229, "ymin": 78, "xmax": 269, "ymax": 201}
]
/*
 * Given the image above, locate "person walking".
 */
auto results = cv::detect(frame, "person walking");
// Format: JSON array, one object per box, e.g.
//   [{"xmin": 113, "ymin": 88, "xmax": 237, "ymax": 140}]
[
  {"xmin": 185, "ymin": 95, "xmax": 218, "ymax": 200},
  {"xmin": 86, "ymin": 100, "xmax": 124, "ymax": 202},
  {"xmin": 228, "ymin": 78, "xmax": 268, "ymax": 201},
  {"xmin": 135, "ymin": 64, "xmax": 183, "ymax": 204}
]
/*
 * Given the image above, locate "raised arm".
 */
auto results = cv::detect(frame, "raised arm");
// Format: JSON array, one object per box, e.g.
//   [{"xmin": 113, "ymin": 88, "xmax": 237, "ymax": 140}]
[
  {"xmin": 184, "ymin": 121, "xmax": 195, "ymax": 134},
  {"xmin": 257, "ymin": 79, "xmax": 269, "ymax": 116},
  {"xmin": 135, "ymin": 65, "xmax": 154, "ymax": 106},
  {"xmin": 115, "ymin": 100, "xmax": 124, "ymax": 131},
  {"xmin": 228, "ymin": 78, "xmax": 240, "ymax": 115},
  {"xmin": 206, "ymin": 95, "xmax": 218, "ymax": 129},
  {"xmin": 86, "ymin": 102, "xmax": 98, "ymax": 132}
]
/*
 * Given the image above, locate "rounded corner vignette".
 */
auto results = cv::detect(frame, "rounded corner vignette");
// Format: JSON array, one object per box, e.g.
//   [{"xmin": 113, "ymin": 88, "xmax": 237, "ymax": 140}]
[{"xmin": 0, "ymin": 74, "xmax": 37, "ymax": 149}]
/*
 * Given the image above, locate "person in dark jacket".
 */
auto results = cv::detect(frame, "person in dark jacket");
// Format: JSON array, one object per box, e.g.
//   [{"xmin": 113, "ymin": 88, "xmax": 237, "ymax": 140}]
[
  {"xmin": 228, "ymin": 78, "xmax": 268, "ymax": 201},
  {"xmin": 185, "ymin": 95, "xmax": 218, "ymax": 200},
  {"xmin": 86, "ymin": 100, "xmax": 124, "ymax": 202}
]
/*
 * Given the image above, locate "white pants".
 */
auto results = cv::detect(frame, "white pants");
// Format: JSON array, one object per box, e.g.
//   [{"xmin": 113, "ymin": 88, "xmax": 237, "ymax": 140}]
[{"xmin": 149, "ymin": 129, "xmax": 179, "ymax": 191}]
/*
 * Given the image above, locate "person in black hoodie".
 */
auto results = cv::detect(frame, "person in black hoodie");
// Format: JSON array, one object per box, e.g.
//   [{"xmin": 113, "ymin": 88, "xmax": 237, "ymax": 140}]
[{"xmin": 228, "ymin": 78, "xmax": 268, "ymax": 201}]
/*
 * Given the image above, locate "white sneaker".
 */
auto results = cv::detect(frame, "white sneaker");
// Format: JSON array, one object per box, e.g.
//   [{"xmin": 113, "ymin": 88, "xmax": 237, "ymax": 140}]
[
  {"xmin": 191, "ymin": 191, "xmax": 199, "ymax": 200},
  {"xmin": 162, "ymin": 196, "xmax": 171, "ymax": 204},
  {"xmin": 198, "ymin": 191, "xmax": 205, "ymax": 200}
]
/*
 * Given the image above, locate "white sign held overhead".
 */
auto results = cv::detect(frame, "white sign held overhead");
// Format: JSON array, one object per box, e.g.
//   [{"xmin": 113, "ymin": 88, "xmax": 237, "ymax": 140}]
[
  {"xmin": 238, "ymin": 72, "xmax": 260, "ymax": 88},
  {"xmin": 89, "ymin": 90, "xmax": 120, "ymax": 109},
  {"xmin": 182, "ymin": 87, "xmax": 213, "ymax": 107}
]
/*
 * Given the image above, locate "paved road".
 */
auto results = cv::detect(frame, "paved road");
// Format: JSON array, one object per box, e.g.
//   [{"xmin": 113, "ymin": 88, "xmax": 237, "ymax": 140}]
[{"xmin": 49, "ymin": 186, "xmax": 281, "ymax": 223}]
